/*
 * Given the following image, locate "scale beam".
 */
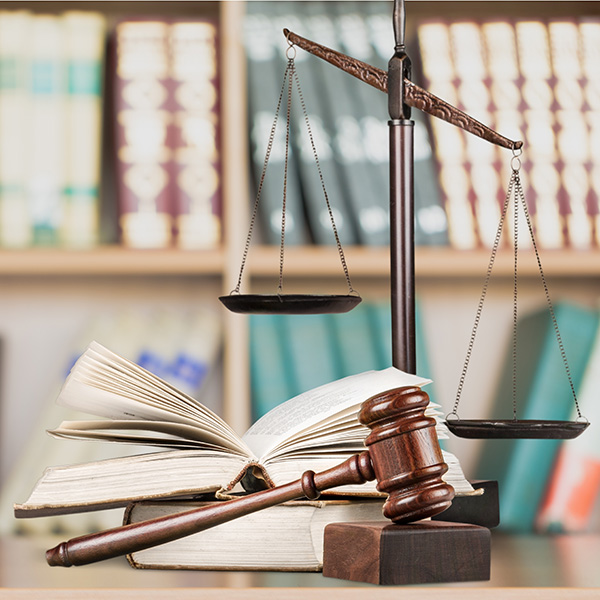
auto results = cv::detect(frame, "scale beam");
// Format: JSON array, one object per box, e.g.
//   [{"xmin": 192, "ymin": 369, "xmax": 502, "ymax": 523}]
[{"xmin": 284, "ymin": 29, "xmax": 522, "ymax": 151}]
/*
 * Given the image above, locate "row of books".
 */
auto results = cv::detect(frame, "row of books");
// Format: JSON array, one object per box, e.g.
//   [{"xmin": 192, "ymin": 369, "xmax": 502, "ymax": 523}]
[
  {"xmin": 248, "ymin": 300, "xmax": 436, "ymax": 420},
  {"xmin": 0, "ymin": 10, "xmax": 222, "ymax": 250},
  {"xmin": 0, "ymin": 10, "xmax": 106, "ymax": 248},
  {"xmin": 474, "ymin": 302, "xmax": 600, "ymax": 533},
  {"xmin": 417, "ymin": 17, "xmax": 600, "ymax": 251},
  {"xmin": 0, "ymin": 305, "xmax": 222, "ymax": 535},
  {"xmin": 243, "ymin": 1, "xmax": 449, "ymax": 248}
]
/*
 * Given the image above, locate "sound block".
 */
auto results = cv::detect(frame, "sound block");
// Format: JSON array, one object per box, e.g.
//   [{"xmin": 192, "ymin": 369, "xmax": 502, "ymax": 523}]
[
  {"xmin": 323, "ymin": 520, "xmax": 490, "ymax": 585},
  {"xmin": 432, "ymin": 480, "xmax": 499, "ymax": 528}
]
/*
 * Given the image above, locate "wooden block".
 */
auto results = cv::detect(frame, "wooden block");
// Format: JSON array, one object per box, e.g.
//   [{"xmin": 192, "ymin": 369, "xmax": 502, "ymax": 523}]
[
  {"xmin": 322, "ymin": 520, "xmax": 490, "ymax": 585},
  {"xmin": 432, "ymin": 480, "xmax": 500, "ymax": 528}
]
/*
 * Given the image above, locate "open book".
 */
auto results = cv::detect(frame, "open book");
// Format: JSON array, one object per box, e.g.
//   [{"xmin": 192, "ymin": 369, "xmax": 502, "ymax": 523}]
[{"xmin": 15, "ymin": 342, "xmax": 473, "ymax": 518}]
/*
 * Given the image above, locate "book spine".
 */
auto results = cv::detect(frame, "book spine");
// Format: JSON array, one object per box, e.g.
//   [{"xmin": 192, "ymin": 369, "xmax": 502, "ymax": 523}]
[
  {"xmin": 0, "ymin": 10, "xmax": 32, "ymax": 248},
  {"xmin": 114, "ymin": 20, "xmax": 174, "ymax": 248},
  {"xmin": 61, "ymin": 11, "xmax": 106, "ymax": 248},
  {"xmin": 579, "ymin": 20, "xmax": 600, "ymax": 248},
  {"xmin": 417, "ymin": 21, "xmax": 478, "ymax": 249},
  {"xmin": 515, "ymin": 20, "xmax": 565, "ymax": 249},
  {"xmin": 170, "ymin": 20, "xmax": 222, "ymax": 250},
  {"xmin": 548, "ymin": 20, "xmax": 593, "ymax": 250},
  {"xmin": 243, "ymin": 3, "xmax": 309, "ymax": 246},
  {"xmin": 28, "ymin": 14, "xmax": 66, "ymax": 246}
]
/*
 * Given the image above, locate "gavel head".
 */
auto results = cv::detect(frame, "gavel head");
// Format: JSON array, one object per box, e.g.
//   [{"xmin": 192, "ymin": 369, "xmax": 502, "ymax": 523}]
[{"xmin": 359, "ymin": 386, "xmax": 455, "ymax": 524}]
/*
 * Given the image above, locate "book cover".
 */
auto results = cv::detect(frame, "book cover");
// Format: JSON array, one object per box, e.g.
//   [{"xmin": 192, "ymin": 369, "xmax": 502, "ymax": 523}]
[
  {"xmin": 171, "ymin": 20, "xmax": 222, "ymax": 250},
  {"xmin": 61, "ymin": 11, "xmax": 106, "ymax": 248},
  {"xmin": 474, "ymin": 303, "xmax": 599, "ymax": 531},
  {"xmin": 0, "ymin": 10, "xmax": 32, "ymax": 248}
]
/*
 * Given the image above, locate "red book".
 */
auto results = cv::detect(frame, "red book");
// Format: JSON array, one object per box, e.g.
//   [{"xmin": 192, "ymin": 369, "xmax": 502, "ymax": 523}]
[{"xmin": 113, "ymin": 20, "xmax": 176, "ymax": 248}]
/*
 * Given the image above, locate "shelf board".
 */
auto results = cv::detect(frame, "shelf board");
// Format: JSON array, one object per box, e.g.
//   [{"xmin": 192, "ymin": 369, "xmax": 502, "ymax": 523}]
[
  {"xmin": 0, "ymin": 245, "xmax": 598, "ymax": 278},
  {"xmin": 0, "ymin": 246, "xmax": 225, "ymax": 276},
  {"xmin": 248, "ymin": 246, "xmax": 600, "ymax": 279}
]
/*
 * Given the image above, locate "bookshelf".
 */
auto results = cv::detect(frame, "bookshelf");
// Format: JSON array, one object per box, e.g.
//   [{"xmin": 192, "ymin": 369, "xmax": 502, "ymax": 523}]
[{"xmin": 2, "ymin": 0, "xmax": 600, "ymax": 536}]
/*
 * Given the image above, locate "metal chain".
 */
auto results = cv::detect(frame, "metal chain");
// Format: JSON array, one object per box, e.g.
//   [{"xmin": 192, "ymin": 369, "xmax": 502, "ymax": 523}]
[
  {"xmin": 232, "ymin": 61, "xmax": 291, "ymax": 294},
  {"xmin": 278, "ymin": 56, "xmax": 294, "ymax": 294},
  {"xmin": 514, "ymin": 169, "xmax": 582, "ymax": 418},
  {"xmin": 511, "ymin": 162, "xmax": 519, "ymax": 420},
  {"xmin": 291, "ymin": 65, "xmax": 356, "ymax": 295},
  {"xmin": 451, "ymin": 149, "xmax": 581, "ymax": 420},
  {"xmin": 450, "ymin": 172, "xmax": 515, "ymax": 419}
]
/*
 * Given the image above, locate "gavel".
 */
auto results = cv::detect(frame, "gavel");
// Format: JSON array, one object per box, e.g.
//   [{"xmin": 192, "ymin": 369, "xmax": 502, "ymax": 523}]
[{"xmin": 46, "ymin": 386, "xmax": 455, "ymax": 567}]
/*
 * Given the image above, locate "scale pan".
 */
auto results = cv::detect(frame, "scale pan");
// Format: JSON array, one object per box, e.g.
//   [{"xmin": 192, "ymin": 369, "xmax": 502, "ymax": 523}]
[
  {"xmin": 219, "ymin": 294, "xmax": 362, "ymax": 315},
  {"xmin": 445, "ymin": 419, "xmax": 589, "ymax": 440}
]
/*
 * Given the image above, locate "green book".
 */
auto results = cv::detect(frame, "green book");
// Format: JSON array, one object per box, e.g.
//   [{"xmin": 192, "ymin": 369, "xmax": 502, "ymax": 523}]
[{"xmin": 474, "ymin": 303, "xmax": 599, "ymax": 531}]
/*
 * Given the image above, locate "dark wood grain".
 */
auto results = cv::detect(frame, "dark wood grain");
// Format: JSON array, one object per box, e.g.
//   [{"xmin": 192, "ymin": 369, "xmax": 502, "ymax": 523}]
[
  {"xmin": 322, "ymin": 520, "xmax": 491, "ymax": 585},
  {"xmin": 284, "ymin": 29, "xmax": 523, "ymax": 152},
  {"xmin": 46, "ymin": 386, "xmax": 452, "ymax": 567}
]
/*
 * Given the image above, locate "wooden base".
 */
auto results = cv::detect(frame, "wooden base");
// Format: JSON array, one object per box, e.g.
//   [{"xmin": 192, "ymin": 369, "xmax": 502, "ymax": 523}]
[
  {"xmin": 322, "ymin": 520, "xmax": 490, "ymax": 585},
  {"xmin": 432, "ymin": 480, "xmax": 499, "ymax": 528}
]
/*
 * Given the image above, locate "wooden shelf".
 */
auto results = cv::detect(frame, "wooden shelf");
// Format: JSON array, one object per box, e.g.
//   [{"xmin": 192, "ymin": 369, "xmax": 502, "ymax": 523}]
[
  {"xmin": 0, "ymin": 247, "xmax": 225, "ymax": 276},
  {"xmin": 1, "ymin": 246, "xmax": 599, "ymax": 278},
  {"xmin": 248, "ymin": 246, "xmax": 600, "ymax": 279}
]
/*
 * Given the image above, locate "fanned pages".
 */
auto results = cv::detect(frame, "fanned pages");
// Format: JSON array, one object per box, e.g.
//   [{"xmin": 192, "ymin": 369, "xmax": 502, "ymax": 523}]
[{"xmin": 15, "ymin": 342, "xmax": 473, "ymax": 518}]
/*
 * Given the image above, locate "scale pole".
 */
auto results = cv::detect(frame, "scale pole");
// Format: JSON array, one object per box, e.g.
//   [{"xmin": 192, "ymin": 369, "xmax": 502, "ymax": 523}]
[{"xmin": 389, "ymin": 0, "xmax": 416, "ymax": 374}]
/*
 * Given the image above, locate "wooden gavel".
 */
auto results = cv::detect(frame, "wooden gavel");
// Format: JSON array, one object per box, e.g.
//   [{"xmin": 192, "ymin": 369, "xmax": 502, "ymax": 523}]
[{"xmin": 46, "ymin": 386, "xmax": 455, "ymax": 567}]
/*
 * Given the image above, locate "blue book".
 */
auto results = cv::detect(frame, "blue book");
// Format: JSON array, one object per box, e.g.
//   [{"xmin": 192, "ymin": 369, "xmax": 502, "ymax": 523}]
[{"xmin": 474, "ymin": 303, "xmax": 599, "ymax": 531}]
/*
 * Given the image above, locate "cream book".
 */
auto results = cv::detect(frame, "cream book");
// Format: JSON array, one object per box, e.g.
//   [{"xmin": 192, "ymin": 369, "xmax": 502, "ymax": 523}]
[
  {"xmin": 124, "ymin": 498, "xmax": 385, "ymax": 571},
  {"xmin": 15, "ymin": 342, "xmax": 472, "ymax": 518}
]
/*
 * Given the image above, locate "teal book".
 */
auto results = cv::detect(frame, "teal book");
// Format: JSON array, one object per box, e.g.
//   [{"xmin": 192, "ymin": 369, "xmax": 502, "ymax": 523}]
[
  {"xmin": 474, "ymin": 303, "xmax": 599, "ymax": 532},
  {"xmin": 249, "ymin": 314, "xmax": 295, "ymax": 420},
  {"xmin": 329, "ymin": 303, "xmax": 381, "ymax": 377},
  {"xmin": 281, "ymin": 313, "xmax": 341, "ymax": 397}
]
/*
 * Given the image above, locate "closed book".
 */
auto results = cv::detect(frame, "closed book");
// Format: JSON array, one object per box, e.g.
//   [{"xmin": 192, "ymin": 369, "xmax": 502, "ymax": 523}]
[
  {"xmin": 61, "ymin": 11, "xmax": 106, "ymax": 248},
  {"xmin": 0, "ymin": 10, "xmax": 32, "ymax": 248},
  {"xmin": 28, "ymin": 14, "xmax": 66, "ymax": 246},
  {"xmin": 113, "ymin": 19, "xmax": 174, "ymax": 248},
  {"xmin": 536, "ymin": 321, "xmax": 600, "ymax": 533},
  {"xmin": 474, "ymin": 303, "xmax": 599, "ymax": 531},
  {"xmin": 124, "ymin": 497, "xmax": 386, "ymax": 571},
  {"xmin": 171, "ymin": 20, "xmax": 221, "ymax": 250},
  {"xmin": 243, "ymin": 2, "xmax": 308, "ymax": 245}
]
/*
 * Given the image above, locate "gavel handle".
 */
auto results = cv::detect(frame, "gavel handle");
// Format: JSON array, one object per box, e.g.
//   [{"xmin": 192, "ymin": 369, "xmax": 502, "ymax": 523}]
[{"xmin": 46, "ymin": 451, "xmax": 375, "ymax": 567}]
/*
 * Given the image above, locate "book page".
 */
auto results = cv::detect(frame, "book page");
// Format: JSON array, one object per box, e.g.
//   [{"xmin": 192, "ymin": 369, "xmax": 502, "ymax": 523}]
[{"xmin": 242, "ymin": 367, "xmax": 430, "ymax": 460}]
